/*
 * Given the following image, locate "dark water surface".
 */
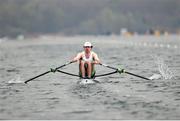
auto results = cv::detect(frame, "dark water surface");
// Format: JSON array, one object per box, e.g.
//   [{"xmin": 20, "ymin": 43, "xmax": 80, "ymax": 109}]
[{"xmin": 0, "ymin": 35, "xmax": 180, "ymax": 119}]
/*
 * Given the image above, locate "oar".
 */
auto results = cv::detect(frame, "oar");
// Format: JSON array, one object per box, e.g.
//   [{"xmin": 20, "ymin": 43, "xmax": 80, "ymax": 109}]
[
  {"xmin": 24, "ymin": 61, "xmax": 75, "ymax": 84},
  {"xmin": 99, "ymin": 63, "xmax": 150, "ymax": 80},
  {"xmin": 123, "ymin": 71, "xmax": 150, "ymax": 80}
]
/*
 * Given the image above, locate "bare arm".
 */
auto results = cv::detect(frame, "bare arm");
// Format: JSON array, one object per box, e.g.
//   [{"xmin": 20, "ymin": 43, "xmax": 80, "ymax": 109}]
[
  {"xmin": 72, "ymin": 52, "xmax": 82, "ymax": 62},
  {"xmin": 93, "ymin": 52, "xmax": 101, "ymax": 64}
]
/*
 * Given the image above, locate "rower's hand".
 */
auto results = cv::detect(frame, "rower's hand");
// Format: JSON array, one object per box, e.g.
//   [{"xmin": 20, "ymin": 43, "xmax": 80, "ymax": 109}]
[
  {"xmin": 93, "ymin": 60, "xmax": 101, "ymax": 64},
  {"xmin": 72, "ymin": 58, "xmax": 78, "ymax": 63}
]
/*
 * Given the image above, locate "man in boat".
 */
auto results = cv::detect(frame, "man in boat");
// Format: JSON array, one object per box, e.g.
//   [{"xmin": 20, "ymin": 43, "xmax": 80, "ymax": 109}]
[{"xmin": 72, "ymin": 42, "xmax": 101, "ymax": 79}]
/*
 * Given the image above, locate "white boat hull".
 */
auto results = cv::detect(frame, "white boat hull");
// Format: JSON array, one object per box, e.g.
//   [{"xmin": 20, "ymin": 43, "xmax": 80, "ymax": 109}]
[{"xmin": 78, "ymin": 79, "xmax": 98, "ymax": 85}]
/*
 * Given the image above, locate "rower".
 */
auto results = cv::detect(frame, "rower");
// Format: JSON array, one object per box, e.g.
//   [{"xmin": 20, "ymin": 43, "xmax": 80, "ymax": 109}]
[{"xmin": 72, "ymin": 42, "xmax": 101, "ymax": 79}]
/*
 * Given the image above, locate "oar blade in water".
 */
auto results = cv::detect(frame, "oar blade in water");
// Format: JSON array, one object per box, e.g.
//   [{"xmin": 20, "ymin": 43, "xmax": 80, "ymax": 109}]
[
  {"xmin": 148, "ymin": 73, "xmax": 162, "ymax": 80},
  {"xmin": 8, "ymin": 75, "xmax": 23, "ymax": 84}
]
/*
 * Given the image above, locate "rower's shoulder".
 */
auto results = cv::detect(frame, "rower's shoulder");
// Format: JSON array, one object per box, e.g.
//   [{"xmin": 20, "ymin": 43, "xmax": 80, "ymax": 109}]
[
  {"xmin": 77, "ymin": 51, "xmax": 84, "ymax": 56},
  {"xmin": 91, "ymin": 51, "xmax": 98, "ymax": 55}
]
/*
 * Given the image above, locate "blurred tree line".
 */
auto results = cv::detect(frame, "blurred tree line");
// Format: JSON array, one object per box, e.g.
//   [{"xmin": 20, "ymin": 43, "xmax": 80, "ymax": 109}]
[{"xmin": 0, "ymin": 0, "xmax": 179, "ymax": 37}]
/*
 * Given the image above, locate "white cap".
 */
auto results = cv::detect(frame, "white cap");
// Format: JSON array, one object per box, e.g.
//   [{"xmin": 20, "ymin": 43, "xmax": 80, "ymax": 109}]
[{"xmin": 83, "ymin": 42, "xmax": 92, "ymax": 47}]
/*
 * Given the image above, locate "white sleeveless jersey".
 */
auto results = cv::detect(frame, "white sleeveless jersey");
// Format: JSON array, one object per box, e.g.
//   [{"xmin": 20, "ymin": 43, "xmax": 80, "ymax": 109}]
[{"xmin": 81, "ymin": 52, "xmax": 94, "ymax": 62}]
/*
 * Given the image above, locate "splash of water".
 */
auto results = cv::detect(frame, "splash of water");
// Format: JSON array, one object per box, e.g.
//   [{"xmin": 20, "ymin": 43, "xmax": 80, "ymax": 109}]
[
  {"xmin": 153, "ymin": 56, "xmax": 174, "ymax": 79},
  {"xmin": 8, "ymin": 75, "xmax": 23, "ymax": 84},
  {"xmin": 149, "ymin": 73, "xmax": 162, "ymax": 80}
]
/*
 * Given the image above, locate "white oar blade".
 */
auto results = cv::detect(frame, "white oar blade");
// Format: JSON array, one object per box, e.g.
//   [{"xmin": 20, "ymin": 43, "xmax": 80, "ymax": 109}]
[{"xmin": 8, "ymin": 75, "xmax": 24, "ymax": 84}]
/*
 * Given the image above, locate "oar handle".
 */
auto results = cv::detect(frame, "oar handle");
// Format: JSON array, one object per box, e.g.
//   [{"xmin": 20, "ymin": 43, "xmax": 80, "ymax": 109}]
[
  {"xmin": 55, "ymin": 60, "xmax": 76, "ymax": 70},
  {"xmin": 99, "ymin": 63, "xmax": 119, "ymax": 71}
]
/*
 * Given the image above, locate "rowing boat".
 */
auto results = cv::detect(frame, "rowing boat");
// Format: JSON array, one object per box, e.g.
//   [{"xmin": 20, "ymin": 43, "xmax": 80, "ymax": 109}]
[
  {"xmin": 24, "ymin": 62, "xmax": 150, "ymax": 84},
  {"xmin": 77, "ymin": 78, "xmax": 99, "ymax": 85}
]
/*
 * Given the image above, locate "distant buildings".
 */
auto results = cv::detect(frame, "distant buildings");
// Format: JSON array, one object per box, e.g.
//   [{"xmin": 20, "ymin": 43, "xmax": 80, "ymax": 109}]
[{"xmin": 120, "ymin": 28, "xmax": 177, "ymax": 37}]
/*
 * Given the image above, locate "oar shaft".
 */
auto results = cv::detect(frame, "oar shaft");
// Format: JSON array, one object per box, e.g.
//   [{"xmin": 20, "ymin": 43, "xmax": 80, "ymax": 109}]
[
  {"xmin": 99, "ymin": 63, "xmax": 118, "ymax": 70},
  {"xmin": 125, "ymin": 71, "xmax": 150, "ymax": 80},
  {"xmin": 24, "ymin": 71, "xmax": 51, "ymax": 83},
  {"xmin": 56, "ymin": 70, "xmax": 80, "ymax": 77},
  {"xmin": 56, "ymin": 61, "xmax": 75, "ymax": 70},
  {"xmin": 24, "ymin": 61, "xmax": 75, "ymax": 84},
  {"xmin": 100, "ymin": 63, "xmax": 150, "ymax": 80}
]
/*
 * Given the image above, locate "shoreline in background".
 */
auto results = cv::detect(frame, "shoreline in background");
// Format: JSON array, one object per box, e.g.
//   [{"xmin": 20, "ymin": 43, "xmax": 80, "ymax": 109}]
[{"xmin": 0, "ymin": 35, "xmax": 179, "ymax": 50}]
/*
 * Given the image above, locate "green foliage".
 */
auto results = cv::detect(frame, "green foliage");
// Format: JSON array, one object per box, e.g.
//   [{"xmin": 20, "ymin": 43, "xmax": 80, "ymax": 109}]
[{"xmin": 0, "ymin": 0, "xmax": 179, "ymax": 37}]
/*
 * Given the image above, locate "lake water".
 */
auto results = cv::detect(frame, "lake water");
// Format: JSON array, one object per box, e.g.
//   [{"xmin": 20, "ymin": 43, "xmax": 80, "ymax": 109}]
[{"xmin": 0, "ymin": 35, "xmax": 180, "ymax": 120}]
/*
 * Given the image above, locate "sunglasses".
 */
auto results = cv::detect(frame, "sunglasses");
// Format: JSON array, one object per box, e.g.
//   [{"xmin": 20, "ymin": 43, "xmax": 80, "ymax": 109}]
[{"xmin": 84, "ymin": 46, "xmax": 92, "ymax": 48}]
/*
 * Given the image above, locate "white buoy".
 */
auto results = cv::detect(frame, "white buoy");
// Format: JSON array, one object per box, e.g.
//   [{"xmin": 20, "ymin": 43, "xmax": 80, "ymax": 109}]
[
  {"xmin": 167, "ymin": 44, "xmax": 170, "ymax": 48},
  {"xmin": 174, "ymin": 45, "xmax": 178, "ymax": 49},
  {"xmin": 143, "ymin": 42, "xmax": 147, "ymax": 47},
  {"xmin": 154, "ymin": 43, "xmax": 158, "ymax": 47},
  {"xmin": 160, "ymin": 44, "xmax": 164, "ymax": 48}
]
